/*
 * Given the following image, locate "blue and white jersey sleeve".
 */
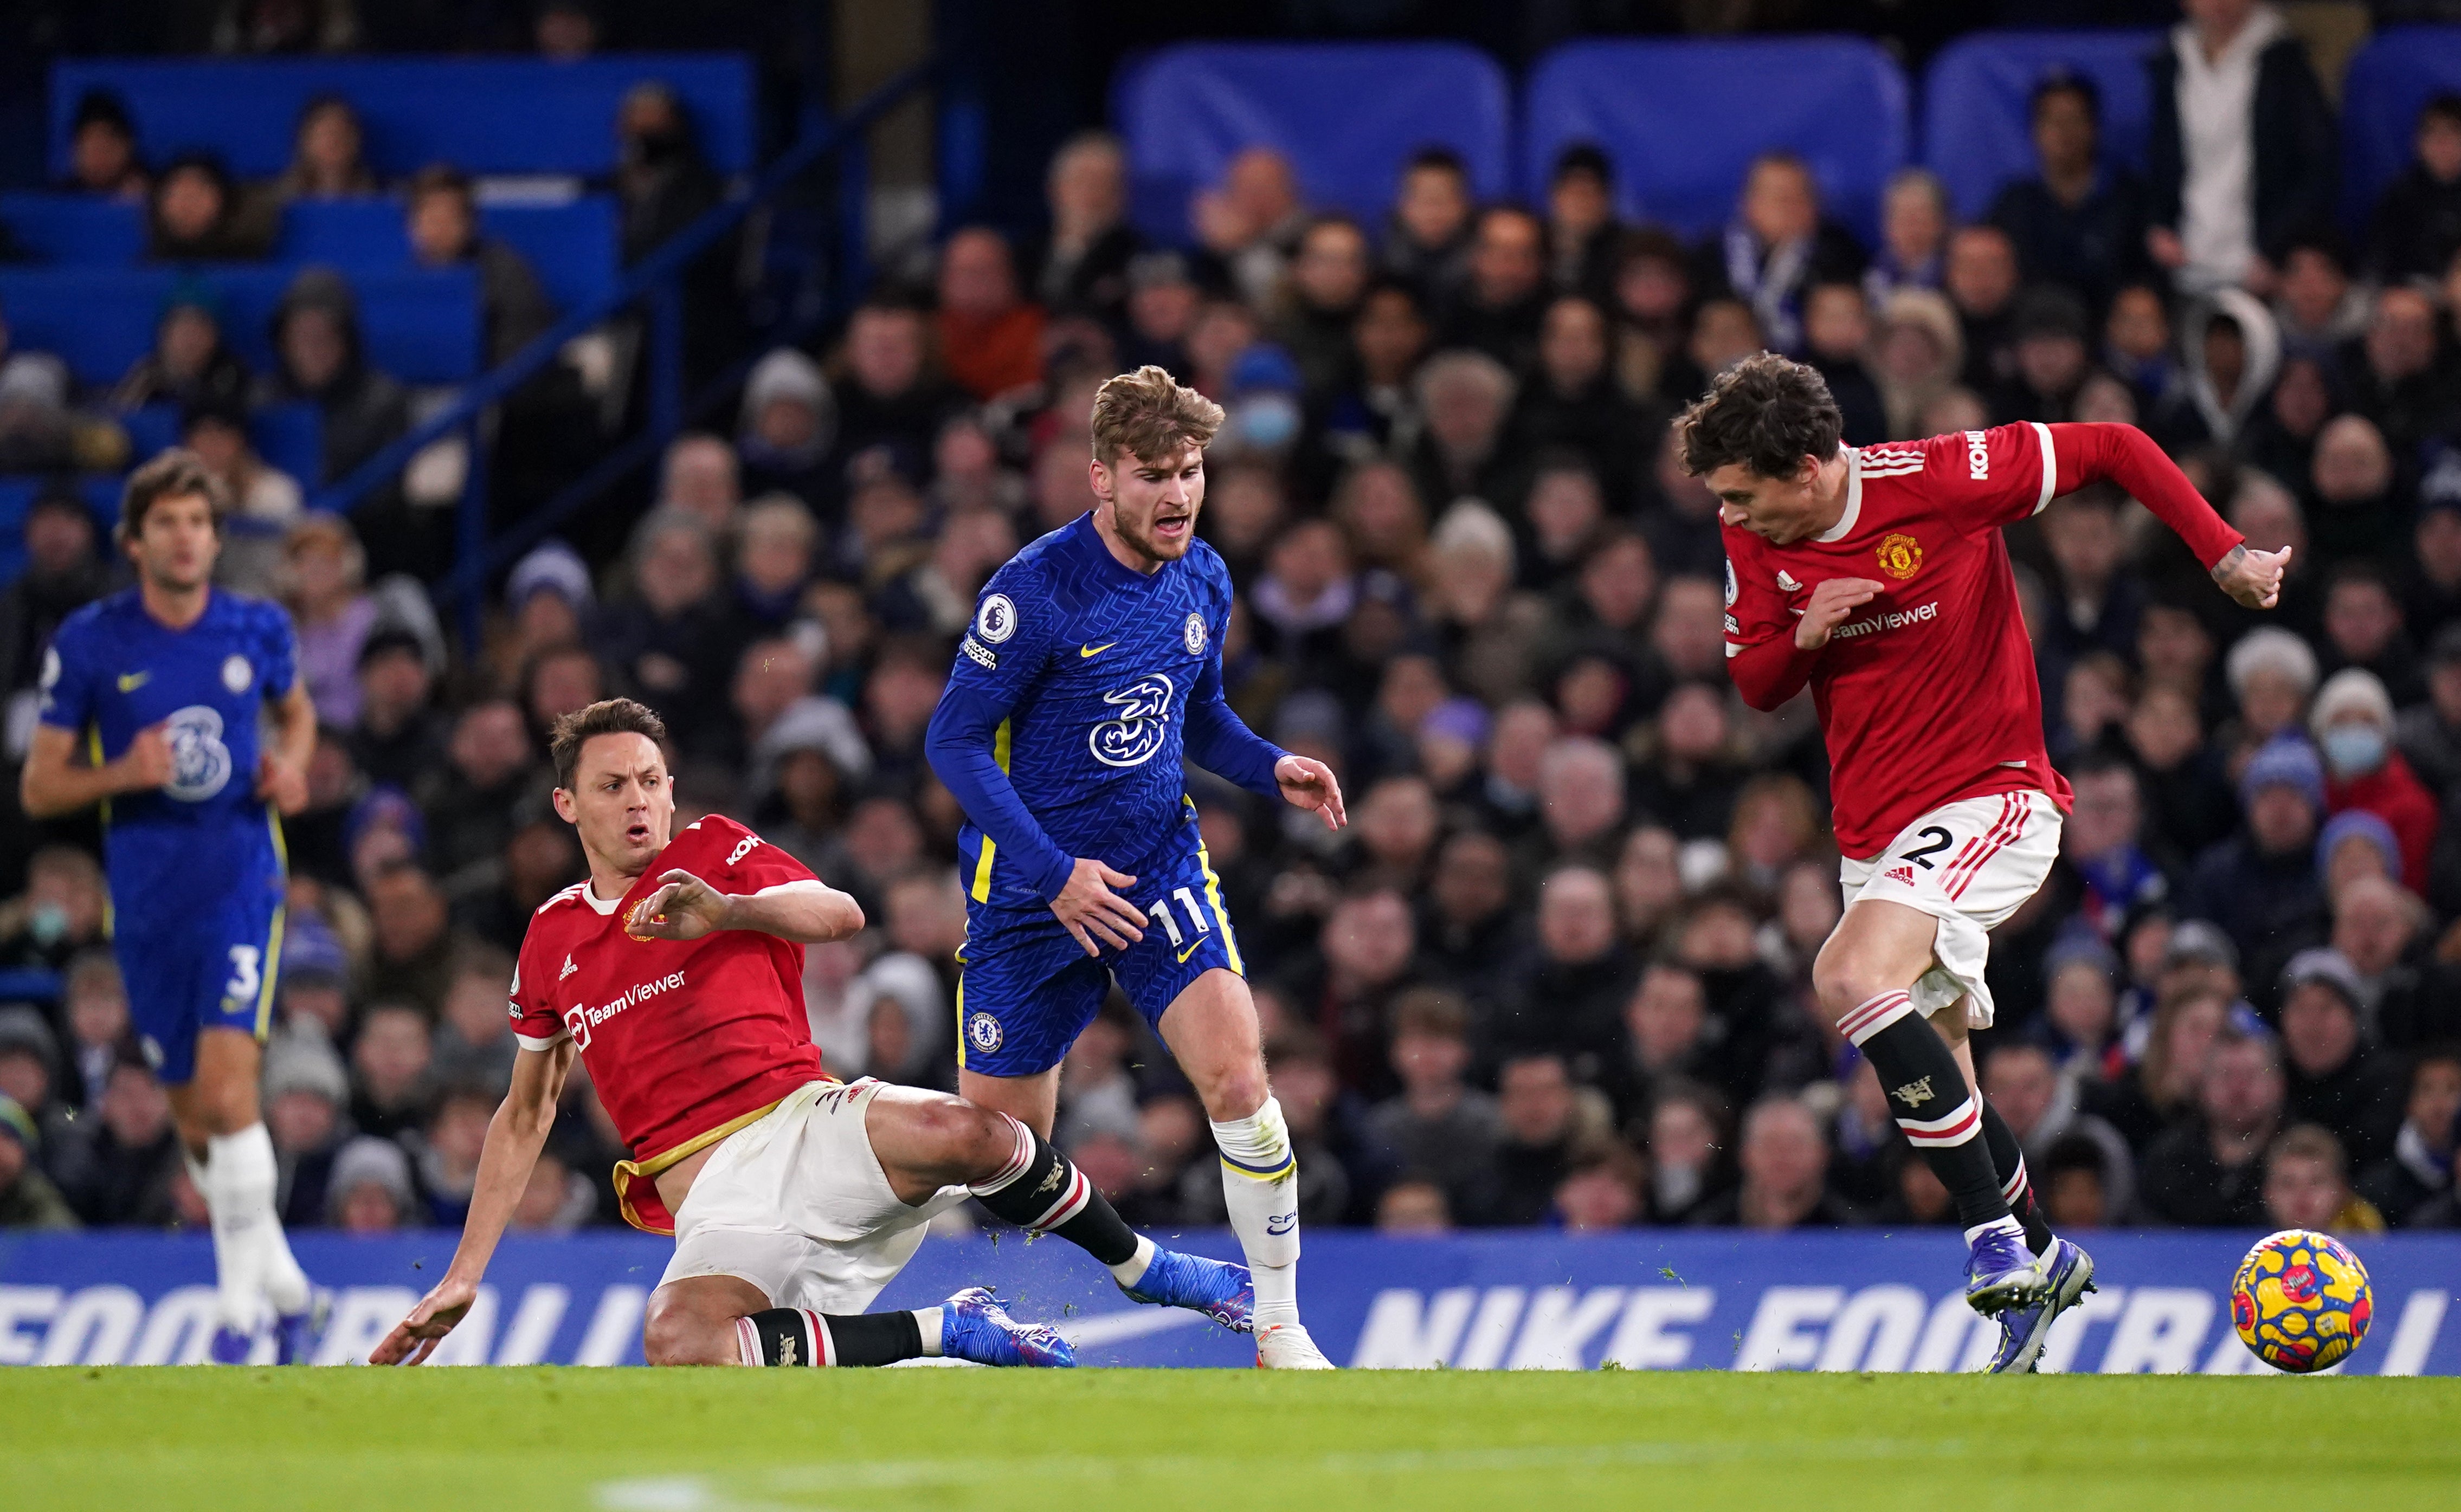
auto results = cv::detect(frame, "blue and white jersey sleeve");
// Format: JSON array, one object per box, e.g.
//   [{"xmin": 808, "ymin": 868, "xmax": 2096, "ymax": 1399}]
[
  {"xmin": 34, "ymin": 610, "xmax": 100, "ymax": 735},
  {"xmin": 1181, "ymin": 548, "xmax": 1285, "ymax": 797},
  {"xmin": 926, "ymin": 561, "xmax": 1077, "ymax": 903}
]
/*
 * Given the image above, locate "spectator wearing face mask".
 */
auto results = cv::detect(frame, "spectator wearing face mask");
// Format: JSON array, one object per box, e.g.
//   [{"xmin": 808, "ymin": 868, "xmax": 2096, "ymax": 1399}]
[{"xmin": 2310, "ymin": 669, "xmax": 2436, "ymax": 893}]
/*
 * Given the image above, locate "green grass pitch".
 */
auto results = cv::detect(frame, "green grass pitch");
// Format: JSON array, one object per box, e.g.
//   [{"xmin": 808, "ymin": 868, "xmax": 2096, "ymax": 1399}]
[{"xmin": 2, "ymin": 1368, "xmax": 2454, "ymax": 1511}]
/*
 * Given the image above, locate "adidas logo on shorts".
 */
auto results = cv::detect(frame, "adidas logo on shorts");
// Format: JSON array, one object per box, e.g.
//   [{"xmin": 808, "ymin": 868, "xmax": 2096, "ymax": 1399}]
[{"xmin": 1886, "ymin": 866, "xmax": 1917, "ymax": 886}]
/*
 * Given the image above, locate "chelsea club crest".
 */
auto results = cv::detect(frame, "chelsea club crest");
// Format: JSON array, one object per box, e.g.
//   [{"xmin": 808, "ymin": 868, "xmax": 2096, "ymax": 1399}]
[
  {"xmin": 1183, "ymin": 612, "xmax": 1207, "ymax": 655},
  {"xmin": 967, "ymin": 1012, "xmax": 1004, "ymax": 1054}
]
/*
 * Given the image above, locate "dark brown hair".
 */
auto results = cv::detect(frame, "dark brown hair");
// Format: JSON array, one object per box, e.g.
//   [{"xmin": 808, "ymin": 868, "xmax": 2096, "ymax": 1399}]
[
  {"xmin": 1676, "ymin": 352, "xmax": 1844, "ymax": 481},
  {"xmin": 1090, "ymin": 364, "xmax": 1224, "ymax": 467},
  {"xmin": 549, "ymin": 697, "xmax": 668, "ymax": 790},
  {"xmin": 407, "ymin": 162, "xmax": 475, "ymax": 209},
  {"xmin": 116, "ymin": 448, "xmax": 229, "ymax": 547}
]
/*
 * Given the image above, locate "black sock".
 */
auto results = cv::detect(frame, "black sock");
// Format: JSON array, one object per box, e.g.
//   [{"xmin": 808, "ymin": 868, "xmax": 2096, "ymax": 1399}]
[
  {"xmin": 741, "ymin": 1307, "xmax": 923, "ymax": 1367},
  {"xmin": 968, "ymin": 1117, "xmax": 1140, "ymax": 1268},
  {"xmin": 1978, "ymin": 1098, "xmax": 2054, "ymax": 1254},
  {"xmin": 1841, "ymin": 990, "xmax": 2012, "ymax": 1231}
]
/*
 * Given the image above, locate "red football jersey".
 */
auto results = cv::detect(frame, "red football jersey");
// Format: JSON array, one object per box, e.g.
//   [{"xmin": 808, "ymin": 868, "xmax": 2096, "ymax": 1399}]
[
  {"xmin": 1723, "ymin": 424, "xmax": 2076, "ymax": 861},
  {"xmin": 510, "ymin": 814, "xmax": 824, "ymax": 1229}
]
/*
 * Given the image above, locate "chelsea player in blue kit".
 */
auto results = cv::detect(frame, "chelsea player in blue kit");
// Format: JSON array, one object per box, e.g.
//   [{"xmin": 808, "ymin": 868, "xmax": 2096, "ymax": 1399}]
[
  {"xmin": 926, "ymin": 367, "xmax": 1348, "ymax": 1368},
  {"xmin": 21, "ymin": 453, "xmax": 320, "ymax": 1362}
]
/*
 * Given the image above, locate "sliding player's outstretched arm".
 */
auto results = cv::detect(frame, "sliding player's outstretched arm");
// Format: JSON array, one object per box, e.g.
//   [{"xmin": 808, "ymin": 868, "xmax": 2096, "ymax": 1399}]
[
  {"xmin": 371, "ymin": 1037, "xmax": 575, "ymax": 1364},
  {"xmin": 632, "ymin": 871, "xmax": 865, "ymax": 944}
]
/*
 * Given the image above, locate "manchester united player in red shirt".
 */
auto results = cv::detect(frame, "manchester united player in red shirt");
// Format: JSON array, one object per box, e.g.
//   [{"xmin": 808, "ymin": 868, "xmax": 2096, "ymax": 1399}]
[
  {"xmin": 372, "ymin": 699, "xmax": 1252, "ymax": 1369},
  {"xmin": 1689, "ymin": 354, "xmax": 2288, "ymax": 1372}
]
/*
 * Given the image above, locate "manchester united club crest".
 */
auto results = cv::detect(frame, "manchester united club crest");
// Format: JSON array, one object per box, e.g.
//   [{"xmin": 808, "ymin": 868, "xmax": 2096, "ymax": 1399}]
[
  {"xmin": 1875, "ymin": 532, "xmax": 1923, "ymax": 580},
  {"xmin": 622, "ymin": 899, "xmax": 655, "ymax": 941}
]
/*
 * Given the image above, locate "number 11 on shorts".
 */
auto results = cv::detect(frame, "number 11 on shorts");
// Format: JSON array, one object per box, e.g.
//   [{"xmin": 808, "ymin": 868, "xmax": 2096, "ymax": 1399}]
[{"xmin": 1145, "ymin": 888, "xmax": 1211, "ymax": 948}]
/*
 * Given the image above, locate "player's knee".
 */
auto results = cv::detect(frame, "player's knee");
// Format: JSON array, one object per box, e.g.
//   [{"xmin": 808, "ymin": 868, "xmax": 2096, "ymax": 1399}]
[
  {"xmin": 901, "ymin": 1094, "xmax": 1013, "ymax": 1176},
  {"xmin": 1195, "ymin": 1064, "xmax": 1267, "ymax": 1123},
  {"xmin": 1811, "ymin": 942, "xmax": 1894, "ymax": 1023},
  {"xmin": 641, "ymin": 1297, "xmax": 729, "ymax": 1367}
]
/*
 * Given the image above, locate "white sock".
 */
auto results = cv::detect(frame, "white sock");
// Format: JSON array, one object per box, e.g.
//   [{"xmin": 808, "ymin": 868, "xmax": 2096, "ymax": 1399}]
[
  {"xmin": 198, "ymin": 1129, "xmax": 280, "ymax": 1334},
  {"xmin": 1963, "ymin": 1214, "xmax": 2026, "ymax": 1246},
  {"xmin": 234, "ymin": 1123, "xmax": 312, "ymax": 1316},
  {"xmin": 915, "ymin": 1307, "xmax": 943, "ymax": 1357},
  {"xmin": 1210, "ymin": 1097, "xmax": 1300, "ymax": 1328},
  {"xmin": 1111, "ymin": 1233, "xmax": 1159, "ymax": 1289}
]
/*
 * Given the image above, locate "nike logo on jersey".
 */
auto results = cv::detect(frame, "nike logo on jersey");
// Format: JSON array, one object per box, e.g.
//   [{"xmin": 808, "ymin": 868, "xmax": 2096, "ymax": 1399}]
[
  {"xmin": 1080, "ymin": 642, "xmax": 1117, "ymax": 658},
  {"xmin": 1177, "ymin": 940, "xmax": 1203, "ymax": 963},
  {"xmin": 117, "ymin": 671, "xmax": 150, "ymax": 692},
  {"xmin": 559, "ymin": 954, "xmax": 578, "ymax": 981},
  {"xmin": 1777, "ymin": 571, "xmax": 1802, "ymax": 591}
]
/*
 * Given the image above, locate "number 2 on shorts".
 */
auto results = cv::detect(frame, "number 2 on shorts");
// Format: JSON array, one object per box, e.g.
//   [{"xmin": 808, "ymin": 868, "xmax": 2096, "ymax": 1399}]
[{"xmin": 1899, "ymin": 826, "xmax": 1954, "ymax": 869}]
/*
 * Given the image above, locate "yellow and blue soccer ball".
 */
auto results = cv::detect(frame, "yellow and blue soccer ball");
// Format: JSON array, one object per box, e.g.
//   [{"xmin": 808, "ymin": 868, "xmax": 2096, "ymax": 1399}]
[{"xmin": 2231, "ymin": 1229, "xmax": 2373, "ymax": 1373}]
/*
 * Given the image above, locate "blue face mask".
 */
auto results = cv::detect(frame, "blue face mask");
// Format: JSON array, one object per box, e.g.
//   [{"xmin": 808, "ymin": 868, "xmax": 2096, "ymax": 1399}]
[
  {"xmin": 2321, "ymin": 725, "xmax": 2387, "ymax": 778},
  {"xmin": 26, "ymin": 903, "xmax": 68, "ymax": 948},
  {"xmin": 1232, "ymin": 394, "xmax": 1300, "ymax": 453}
]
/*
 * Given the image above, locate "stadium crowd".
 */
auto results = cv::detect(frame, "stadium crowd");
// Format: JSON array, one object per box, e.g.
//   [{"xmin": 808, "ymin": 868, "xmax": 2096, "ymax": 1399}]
[{"xmin": 7, "ymin": 2, "xmax": 2461, "ymax": 1246}]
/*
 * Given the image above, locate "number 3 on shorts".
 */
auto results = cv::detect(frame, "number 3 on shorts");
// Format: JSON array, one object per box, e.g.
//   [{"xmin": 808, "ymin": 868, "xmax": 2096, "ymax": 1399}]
[
  {"xmin": 223, "ymin": 945, "xmax": 261, "ymax": 1001},
  {"xmin": 1899, "ymin": 826, "xmax": 1954, "ymax": 869}
]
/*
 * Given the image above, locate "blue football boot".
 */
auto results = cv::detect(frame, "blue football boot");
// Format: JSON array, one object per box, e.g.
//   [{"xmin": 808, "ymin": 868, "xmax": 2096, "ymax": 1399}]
[
  {"xmin": 1964, "ymin": 1225, "xmax": 2048, "ymax": 1316},
  {"xmin": 1120, "ymin": 1248, "xmax": 1254, "ymax": 1333},
  {"xmin": 1986, "ymin": 1237, "xmax": 2098, "ymax": 1373},
  {"xmin": 940, "ymin": 1287, "xmax": 1075, "ymax": 1367},
  {"xmin": 207, "ymin": 1325, "xmax": 256, "ymax": 1365},
  {"xmin": 274, "ymin": 1288, "xmax": 333, "ymax": 1365}
]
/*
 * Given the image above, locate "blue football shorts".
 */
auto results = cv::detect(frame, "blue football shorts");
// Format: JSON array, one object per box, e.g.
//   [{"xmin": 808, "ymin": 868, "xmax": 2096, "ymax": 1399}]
[
  {"xmin": 115, "ymin": 878, "xmax": 285, "ymax": 1084},
  {"xmin": 955, "ymin": 841, "xmax": 1245, "ymax": 1078}
]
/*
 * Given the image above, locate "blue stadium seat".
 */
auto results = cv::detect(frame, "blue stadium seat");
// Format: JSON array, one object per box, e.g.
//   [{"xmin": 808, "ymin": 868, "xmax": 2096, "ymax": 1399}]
[
  {"xmin": 2341, "ymin": 27, "xmax": 2461, "ymax": 230},
  {"xmin": 277, "ymin": 198, "xmax": 618, "ymax": 319},
  {"xmin": 1922, "ymin": 30, "xmax": 2165, "ymax": 222},
  {"xmin": 1112, "ymin": 42, "xmax": 1512, "ymax": 244},
  {"xmin": 49, "ymin": 55, "xmax": 756, "ymax": 180},
  {"xmin": 1523, "ymin": 38, "xmax": 1911, "ymax": 247},
  {"xmin": 0, "ymin": 267, "xmax": 480, "ymax": 386},
  {"xmin": 119, "ymin": 401, "xmax": 321, "ymax": 487},
  {"xmin": 0, "ymin": 193, "xmax": 145, "ymax": 266}
]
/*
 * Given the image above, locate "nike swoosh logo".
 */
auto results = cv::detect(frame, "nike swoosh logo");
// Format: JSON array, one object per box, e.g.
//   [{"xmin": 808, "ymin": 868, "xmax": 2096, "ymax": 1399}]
[
  {"xmin": 1177, "ymin": 940, "xmax": 1203, "ymax": 963},
  {"xmin": 1080, "ymin": 643, "xmax": 1117, "ymax": 658},
  {"xmin": 117, "ymin": 671, "xmax": 150, "ymax": 692}
]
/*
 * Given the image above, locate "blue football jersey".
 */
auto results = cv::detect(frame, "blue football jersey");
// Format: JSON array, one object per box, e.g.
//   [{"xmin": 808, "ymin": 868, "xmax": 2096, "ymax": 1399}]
[
  {"xmin": 944, "ymin": 513, "xmax": 1239, "ymax": 910},
  {"xmin": 37, "ymin": 587, "xmax": 298, "ymax": 912}
]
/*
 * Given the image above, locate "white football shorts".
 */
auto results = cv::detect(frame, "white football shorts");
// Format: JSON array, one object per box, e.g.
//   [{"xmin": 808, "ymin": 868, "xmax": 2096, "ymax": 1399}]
[
  {"xmin": 660, "ymin": 1077, "xmax": 970, "ymax": 1313},
  {"xmin": 1837, "ymin": 788, "xmax": 2063, "ymax": 1030}
]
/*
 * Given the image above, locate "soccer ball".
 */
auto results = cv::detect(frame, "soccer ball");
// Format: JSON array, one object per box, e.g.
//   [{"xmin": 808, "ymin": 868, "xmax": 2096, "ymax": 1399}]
[{"xmin": 2230, "ymin": 1229, "xmax": 2373, "ymax": 1373}]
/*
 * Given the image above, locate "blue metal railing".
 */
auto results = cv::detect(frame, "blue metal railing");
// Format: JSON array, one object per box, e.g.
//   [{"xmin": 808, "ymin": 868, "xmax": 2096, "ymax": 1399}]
[{"xmin": 309, "ymin": 54, "xmax": 946, "ymax": 647}]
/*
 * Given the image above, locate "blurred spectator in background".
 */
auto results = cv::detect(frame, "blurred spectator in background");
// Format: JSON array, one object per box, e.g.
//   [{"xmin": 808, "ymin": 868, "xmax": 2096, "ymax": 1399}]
[
  {"xmin": 1691, "ymin": 1096, "xmax": 1856, "ymax": 1229},
  {"xmin": 407, "ymin": 165, "xmax": 557, "ymax": 366},
  {"xmin": 1440, "ymin": 206, "xmax": 1549, "ymax": 372},
  {"xmin": 1025, "ymin": 131, "xmax": 1139, "ymax": 323},
  {"xmin": 935, "ymin": 228, "xmax": 1044, "ymax": 403},
  {"xmin": 1195, "ymin": 146, "xmax": 1306, "ymax": 307},
  {"xmin": 184, "ymin": 397, "xmax": 302, "ymax": 597},
  {"xmin": 110, "ymin": 282, "xmax": 251, "ymax": 415},
  {"xmin": 257, "ymin": 268, "xmax": 412, "ymax": 491},
  {"xmin": 736, "ymin": 351, "xmax": 834, "ymax": 509},
  {"xmin": 0, "ymin": 489, "xmax": 108, "ymax": 740},
  {"xmin": 2360, "ymin": 1048, "xmax": 2460, "ymax": 1224},
  {"xmin": 1944, "ymin": 224, "xmax": 2021, "ymax": 390},
  {"xmin": 1544, "ymin": 144, "xmax": 1621, "ymax": 302},
  {"xmin": 62, "ymin": 1051, "xmax": 182, "ymax": 1227},
  {"xmin": 1383, "ymin": 146, "xmax": 1476, "ymax": 306},
  {"xmin": 1864, "ymin": 167, "xmax": 1950, "ymax": 301},
  {"xmin": 2146, "ymin": 0, "xmax": 2335, "ymax": 295},
  {"xmin": 0, "ymin": 1095, "xmax": 76, "ymax": 1230},
  {"xmin": 2276, "ymin": 949, "xmax": 2405, "ymax": 1168},
  {"xmin": 2262, "ymin": 1122, "xmax": 2385, "ymax": 1233},
  {"xmin": 1991, "ymin": 73, "xmax": 2148, "ymax": 308},
  {"xmin": 327, "ymin": 1136, "xmax": 416, "ymax": 1232},
  {"xmin": 2368, "ymin": 94, "xmax": 2461, "ymax": 281},
  {"xmin": 610, "ymin": 81, "xmax": 721, "ymax": 264},
  {"xmin": 146, "ymin": 152, "xmax": 269, "ymax": 262},
  {"xmin": 2138, "ymin": 1025, "xmax": 2284, "ymax": 1225},
  {"xmin": 262, "ymin": 1028, "xmax": 351, "ymax": 1227},
  {"xmin": 65, "ymin": 90, "xmax": 147, "ymax": 201},
  {"xmin": 272, "ymin": 94, "xmax": 376, "ymax": 202},
  {"xmin": 1705, "ymin": 152, "xmax": 1864, "ymax": 355}
]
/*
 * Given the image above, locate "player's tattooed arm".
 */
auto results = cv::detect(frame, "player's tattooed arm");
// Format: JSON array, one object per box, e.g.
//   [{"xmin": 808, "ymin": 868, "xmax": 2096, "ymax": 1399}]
[
  {"xmin": 633, "ymin": 871, "xmax": 864, "ymax": 944},
  {"xmin": 2209, "ymin": 542, "xmax": 2292, "ymax": 610},
  {"xmin": 17, "ymin": 722, "xmax": 173, "ymax": 817},
  {"xmin": 373, "ymin": 1036, "xmax": 575, "ymax": 1365}
]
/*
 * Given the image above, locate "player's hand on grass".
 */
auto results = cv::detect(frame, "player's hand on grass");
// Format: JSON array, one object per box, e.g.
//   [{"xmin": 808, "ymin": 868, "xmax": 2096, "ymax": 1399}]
[
  {"xmin": 371, "ymin": 1276, "xmax": 478, "ymax": 1365},
  {"xmin": 1794, "ymin": 578, "xmax": 1887, "ymax": 650},
  {"xmin": 255, "ymin": 752, "xmax": 308, "ymax": 815},
  {"xmin": 1274, "ymin": 754, "xmax": 1347, "ymax": 830},
  {"xmin": 113, "ymin": 723, "xmax": 173, "ymax": 793},
  {"xmin": 2211, "ymin": 542, "xmax": 2292, "ymax": 609},
  {"xmin": 633, "ymin": 869, "xmax": 733, "ymax": 940},
  {"xmin": 1051, "ymin": 858, "xmax": 1145, "ymax": 957}
]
